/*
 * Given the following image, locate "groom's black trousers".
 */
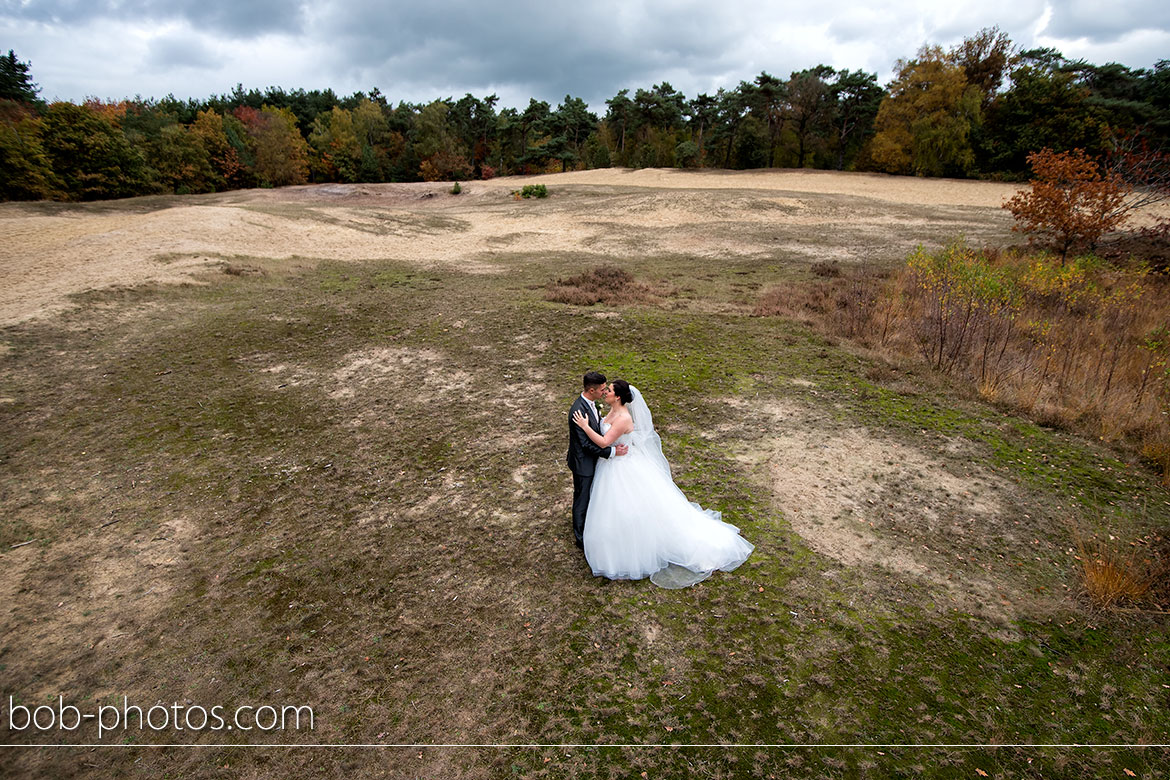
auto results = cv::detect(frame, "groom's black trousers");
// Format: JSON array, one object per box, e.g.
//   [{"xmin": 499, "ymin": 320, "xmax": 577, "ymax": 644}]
[{"xmin": 571, "ymin": 472, "xmax": 593, "ymax": 548}]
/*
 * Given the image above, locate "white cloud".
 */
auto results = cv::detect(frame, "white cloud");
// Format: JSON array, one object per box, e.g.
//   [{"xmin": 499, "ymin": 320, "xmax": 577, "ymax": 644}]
[{"xmin": 1037, "ymin": 26, "xmax": 1170, "ymax": 67}]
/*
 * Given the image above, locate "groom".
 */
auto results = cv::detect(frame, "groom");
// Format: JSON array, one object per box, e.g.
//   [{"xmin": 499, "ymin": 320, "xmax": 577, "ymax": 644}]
[{"xmin": 567, "ymin": 371, "xmax": 627, "ymax": 550}]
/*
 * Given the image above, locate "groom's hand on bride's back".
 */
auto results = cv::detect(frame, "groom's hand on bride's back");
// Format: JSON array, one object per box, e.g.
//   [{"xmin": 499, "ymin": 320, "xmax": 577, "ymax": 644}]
[{"xmin": 615, "ymin": 444, "xmax": 629, "ymax": 456}]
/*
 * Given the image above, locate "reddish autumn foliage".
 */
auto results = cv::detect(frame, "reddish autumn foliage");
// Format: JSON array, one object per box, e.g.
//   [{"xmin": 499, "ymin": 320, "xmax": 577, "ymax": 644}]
[{"xmin": 1003, "ymin": 148, "xmax": 1132, "ymax": 261}]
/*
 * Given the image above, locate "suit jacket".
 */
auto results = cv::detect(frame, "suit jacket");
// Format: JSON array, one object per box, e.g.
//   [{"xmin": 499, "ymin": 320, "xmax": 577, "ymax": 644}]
[{"xmin": 566, "ymin": 395, "xmax": 611, "ymax": 476}]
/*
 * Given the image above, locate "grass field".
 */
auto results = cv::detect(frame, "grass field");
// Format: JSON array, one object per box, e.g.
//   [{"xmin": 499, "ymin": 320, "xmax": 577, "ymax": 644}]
[{"xmin": 2, "ymin": 172, "xmax": 1168, "ymax": 777}]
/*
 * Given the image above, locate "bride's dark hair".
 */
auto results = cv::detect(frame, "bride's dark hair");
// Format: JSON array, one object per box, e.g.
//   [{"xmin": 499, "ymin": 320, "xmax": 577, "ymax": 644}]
[{"xmin": 611, "ymin": 379, "xmax": 633, "ymax": 405}]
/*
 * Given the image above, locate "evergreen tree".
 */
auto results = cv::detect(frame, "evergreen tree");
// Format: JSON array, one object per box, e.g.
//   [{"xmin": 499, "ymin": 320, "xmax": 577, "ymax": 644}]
[
  {"xmin": 786, "ymin": 66, "xmax": 836, "ymax": 167},
  {"xmin": 747, "ymin": 72, "xmax": 786, "ymax": 166},
  {"xmin": 979, "ymin": 48, "xmax": 1106, "ymax": 175},
  {"xmin": 548, "ymin": 95, "xmax": 597, "ymax": 172},
  {"xmin": 604, "ymin": 89, "xmax": 634, "ymax": 163},
  {"xmin": 0, "ymin": 49, "xmax": 41, "ymax": 106},
  {"xmin": 687, "ymin": 93, "xmax": 720, "ymax": 165},
  {"xmin": 518, "ymin": 98, "xmax": 551, "ymax": 172},
  {"xmin": 828, "ymin": 69, "xmax": 884, "ymax": 170},
  {"xmin": 711, "ymin": 86, "xmax": 750, "ymax": 168}
]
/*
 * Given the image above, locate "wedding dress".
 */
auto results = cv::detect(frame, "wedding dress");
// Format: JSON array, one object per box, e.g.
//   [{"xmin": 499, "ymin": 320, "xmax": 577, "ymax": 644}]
[{"xmin": 583, "ymin": 387, "xmax": 754, "ymax": 588}]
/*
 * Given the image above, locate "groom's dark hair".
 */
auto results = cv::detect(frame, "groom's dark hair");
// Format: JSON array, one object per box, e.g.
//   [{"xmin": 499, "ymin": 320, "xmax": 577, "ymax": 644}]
[{"xmin": 583, "ymin": 370, "xmax": 607, "ymax": 390}]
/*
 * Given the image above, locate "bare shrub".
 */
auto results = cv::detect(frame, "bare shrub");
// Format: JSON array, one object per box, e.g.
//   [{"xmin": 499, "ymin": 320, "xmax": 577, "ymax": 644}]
[
  {"xmin": 1106, "ymin": 130, "xmax": 1170, "ymax": 223},
  {"xmin": 545, "ymin": 265, "xmax": 673, "ymax": 306},
  {"xmin": 753, "ymin": 268, "xmax": 894, "ymax": 343},
  {"xmin": 811, "ymin": 261, "xmax": 842, "ymax": 278}
]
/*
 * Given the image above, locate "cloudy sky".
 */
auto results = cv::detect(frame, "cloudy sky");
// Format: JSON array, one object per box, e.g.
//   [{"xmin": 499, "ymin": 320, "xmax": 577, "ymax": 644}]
[{"xmin": 3, "ymin": 1, "xmax": 1169, "ymax": 112}]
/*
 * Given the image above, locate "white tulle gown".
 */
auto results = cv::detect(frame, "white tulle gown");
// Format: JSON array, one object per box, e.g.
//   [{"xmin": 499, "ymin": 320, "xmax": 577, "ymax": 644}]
[{"xmin": 583, "ymin": 387, "xmax": 754, "ymax": 588}]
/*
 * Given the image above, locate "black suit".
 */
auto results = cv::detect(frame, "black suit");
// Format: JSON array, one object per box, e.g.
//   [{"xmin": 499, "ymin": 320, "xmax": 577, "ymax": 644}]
[{"xmin": 566, "ymin": 395, "xmax": 612, "ymax": 548}]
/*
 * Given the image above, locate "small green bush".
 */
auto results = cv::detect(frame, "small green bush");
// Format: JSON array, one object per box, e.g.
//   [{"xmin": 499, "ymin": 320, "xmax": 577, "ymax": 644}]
[
  {"xmin": 520, "ymin": 184, "xmax": 548, "ymax": 199},
  {"xmin": 450, "ymin": 181, "xmax": 462, "ymax": 195}
]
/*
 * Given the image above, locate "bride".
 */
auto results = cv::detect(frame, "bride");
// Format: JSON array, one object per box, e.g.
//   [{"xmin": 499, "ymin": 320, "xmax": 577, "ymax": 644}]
[{"xmin": 571, "ymin": 380, "xmax": 754, "ymax": 588}]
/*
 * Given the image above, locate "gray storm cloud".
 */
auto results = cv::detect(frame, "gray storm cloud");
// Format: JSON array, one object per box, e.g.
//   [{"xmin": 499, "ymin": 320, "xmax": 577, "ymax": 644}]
[
  {"xmin": 1042, "ymin": 0, "xmax": 1170, "ymax": 43},
  {"xmin": 6, "ymin": 0, "xmax": 306, "ymax": 36},
  {"xmin": 2, "ymin": 0, "xmax": 1167, "ymax": 105}
]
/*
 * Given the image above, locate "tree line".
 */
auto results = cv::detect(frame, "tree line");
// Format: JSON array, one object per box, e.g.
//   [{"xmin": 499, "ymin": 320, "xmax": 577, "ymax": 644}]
[{"xmin": 2, "ymin": 28, "xmax": 1169, "ymax": 202}]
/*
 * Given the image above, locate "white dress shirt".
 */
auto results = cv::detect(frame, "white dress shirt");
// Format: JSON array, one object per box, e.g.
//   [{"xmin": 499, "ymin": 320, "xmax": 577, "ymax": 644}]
[{"xmin": 579, "ymin": 393, "xmax": 612, "ymax": 456}]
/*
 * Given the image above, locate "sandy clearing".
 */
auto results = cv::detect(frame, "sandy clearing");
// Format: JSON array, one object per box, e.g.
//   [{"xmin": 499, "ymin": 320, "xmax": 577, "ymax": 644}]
[
  {"xmin": 3, "ymin": 168, "xmax": 1164, "ymax": 328},
  {"xmin": 0, "ymin": 203, "xmax": 506, "ymax": 326},
  {"xmin": 480, "ymin": 167, "xmax": 1027, "ymax": 208},
  {"xmin": 731, "ymin": 396, "xmax": 1040, "ymax": 623}
]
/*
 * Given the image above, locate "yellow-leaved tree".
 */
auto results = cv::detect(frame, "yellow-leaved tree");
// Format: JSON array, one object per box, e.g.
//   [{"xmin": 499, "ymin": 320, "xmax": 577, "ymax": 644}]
[
  {"xmin": 237, "ymin": 105, "xmax": 309, "ymax": 187},
  {"xmin": 868, "ymin": 45, "xmax": 983, "ymax": 177}
]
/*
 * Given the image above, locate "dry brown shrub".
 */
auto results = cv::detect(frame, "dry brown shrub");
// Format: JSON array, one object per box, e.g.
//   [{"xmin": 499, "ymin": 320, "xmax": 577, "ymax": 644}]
[
  {"xmin": 545, "ymin": 265, "xmax": 673, "ymax": 306},
  {"xmin": 221, "ymin": 263, "xmax": 262, "ymax": 276},
  {"xmin": 759, "ymin": 244, "xmax": 1170, "ymax": 480},
  {"xmin": 1072, "ymin": 530, "xmax": 1154, "ymax": 610},
  {"xmin": 811, "ymin": 260, "xmax": 843, "ymax": 278},
  {"xmin": 753, "ymin": 267, "xmax": 898, "ymax": 345}
]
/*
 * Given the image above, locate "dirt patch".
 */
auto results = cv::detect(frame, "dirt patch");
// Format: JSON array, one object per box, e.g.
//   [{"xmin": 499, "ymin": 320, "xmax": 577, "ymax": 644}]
[
  {"xmin": 482, "ymin": 168, "xmax": 1024, "ymax": 208},
  {"xmin": 732, "ymin": 396, "xmax": 1058, "ymax": 623},
  {"xmin": 328, "ymin": 346, "xmax": 453, "ymax": 399}
]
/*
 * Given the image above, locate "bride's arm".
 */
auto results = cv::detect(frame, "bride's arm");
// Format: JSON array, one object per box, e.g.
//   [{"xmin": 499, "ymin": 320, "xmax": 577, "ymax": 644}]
[{"xmin": 572, "ymin": 411, "xmax": 632, "ymax": 448}]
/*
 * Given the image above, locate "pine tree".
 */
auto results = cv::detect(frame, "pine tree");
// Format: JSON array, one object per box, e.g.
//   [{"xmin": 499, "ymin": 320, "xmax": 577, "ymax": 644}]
[{"xmin": 0, "ymin": 50, "xmax": 41, "ymax": 105}]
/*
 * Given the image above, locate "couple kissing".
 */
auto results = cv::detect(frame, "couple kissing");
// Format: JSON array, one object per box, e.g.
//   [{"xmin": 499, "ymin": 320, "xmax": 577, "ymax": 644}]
[{"xmin": 566, "ymin": 371, "xmax": 753, "ymax": 589}]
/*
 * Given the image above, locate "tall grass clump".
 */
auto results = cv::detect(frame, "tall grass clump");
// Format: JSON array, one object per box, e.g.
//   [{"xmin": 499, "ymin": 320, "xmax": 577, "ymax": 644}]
[
  {"xmin": 1070, "ymin": 525, "xmax": 1154, "ymax": 609},
  {"xmin": 756, "ymin": 242, "xmax": 1170, "ymax": 481}
]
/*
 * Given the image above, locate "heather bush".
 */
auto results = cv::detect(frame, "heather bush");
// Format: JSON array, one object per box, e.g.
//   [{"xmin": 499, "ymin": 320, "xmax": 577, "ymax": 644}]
[{"xmin": 545, "ymin": 265, "xmax": 673, "ymax": 306}]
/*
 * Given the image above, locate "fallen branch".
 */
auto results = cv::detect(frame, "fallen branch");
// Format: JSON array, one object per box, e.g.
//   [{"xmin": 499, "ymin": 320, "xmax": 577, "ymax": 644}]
[{"xmin": 9, "ymin": 539, "xmax": 37, "ymax": 549}]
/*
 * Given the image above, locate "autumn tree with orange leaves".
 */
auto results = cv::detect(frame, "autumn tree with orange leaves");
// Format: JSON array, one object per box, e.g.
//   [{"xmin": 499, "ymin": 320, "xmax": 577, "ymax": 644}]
[{"xmin": 1003, "ymin": 148, "xmax": 1131, "ymax": 262}]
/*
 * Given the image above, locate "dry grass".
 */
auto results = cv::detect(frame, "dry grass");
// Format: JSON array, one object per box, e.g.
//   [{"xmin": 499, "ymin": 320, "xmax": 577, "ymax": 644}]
[
  {"xmin": 810, "ymin": 260, "xmax": 843, "ymax": 278},
  {"xmin": 544, "ymin": 264, "xmax": 675, "ymax": 306},
  {"xmin": 756, "ymin": 246, "xmax": 1170, "ymax": 481},
  {"xmin": 752, "ymin": 267, "xmax": 894, "ymax": 342},
  {"xmin": 1141, "ymin": 436, "xmax": 1170, "ymax": 486},
  {"xmin": 1072, "ymin": 531, "xmax": 1155, "ymax": 610}
]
